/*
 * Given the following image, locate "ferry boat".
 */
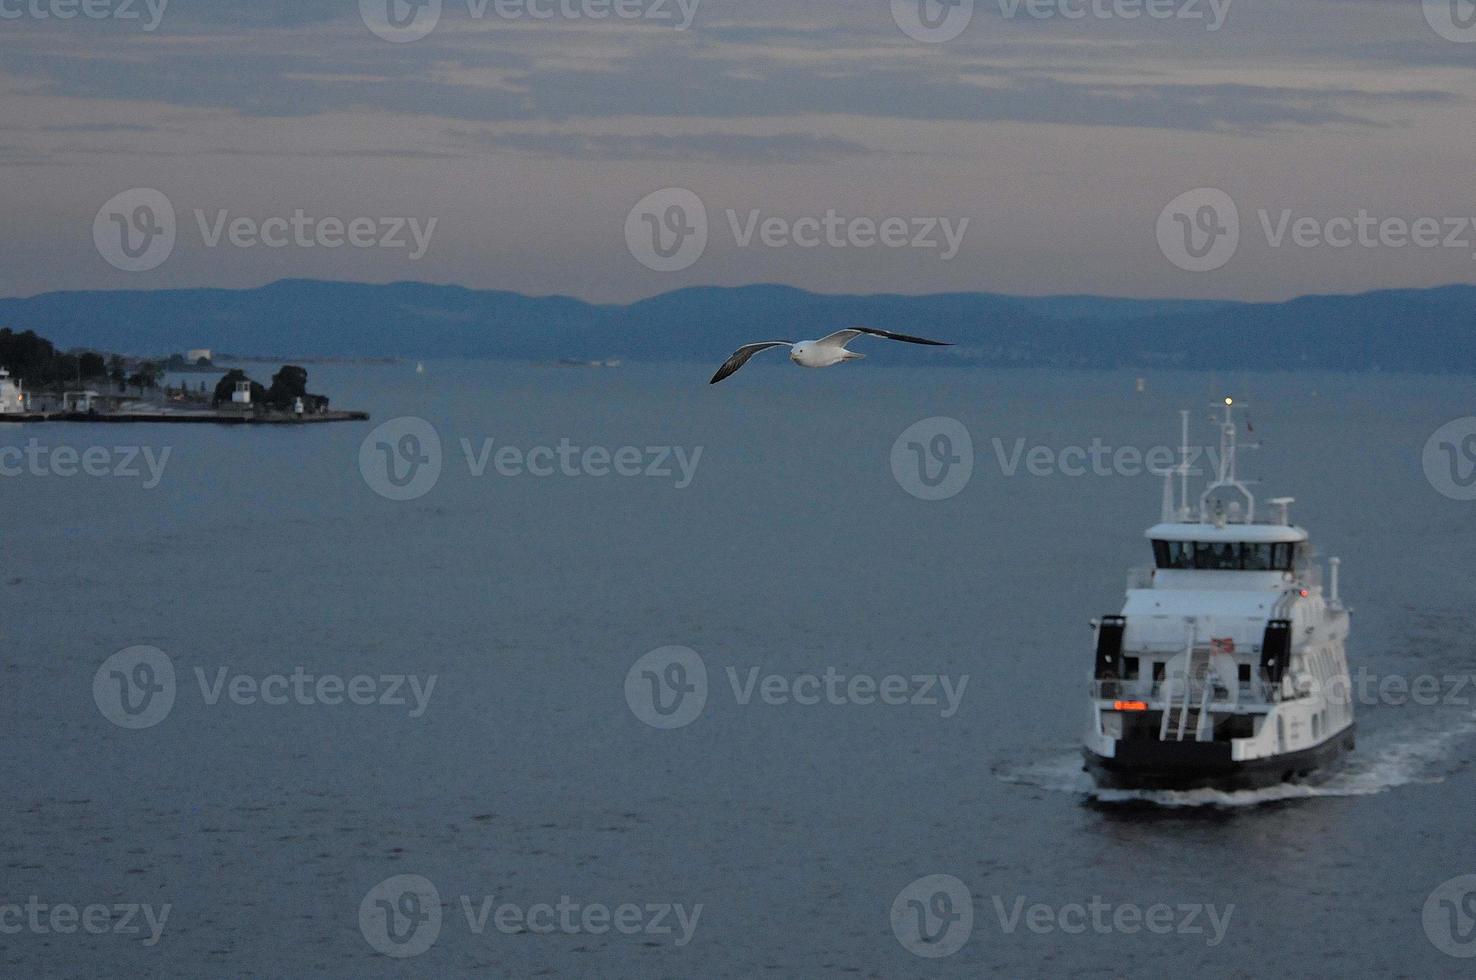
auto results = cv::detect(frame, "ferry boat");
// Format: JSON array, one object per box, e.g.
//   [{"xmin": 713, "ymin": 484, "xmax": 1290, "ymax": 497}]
[{"xmin": 1083, "ymin": 400, "xmax": 1355, "ymax": 791}]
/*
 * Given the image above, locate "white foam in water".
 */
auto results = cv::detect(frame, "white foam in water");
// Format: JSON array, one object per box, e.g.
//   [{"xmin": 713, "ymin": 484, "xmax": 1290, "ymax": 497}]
[{"xmin": 997, "ymin": 711, "xmax": 1476, "ymax": 808}]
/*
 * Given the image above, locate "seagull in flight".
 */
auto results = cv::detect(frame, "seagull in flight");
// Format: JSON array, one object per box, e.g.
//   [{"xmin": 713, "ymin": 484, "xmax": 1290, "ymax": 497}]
[{"xmin": 709, "ymin": 327, "xmax": 952, "ymax": 385}]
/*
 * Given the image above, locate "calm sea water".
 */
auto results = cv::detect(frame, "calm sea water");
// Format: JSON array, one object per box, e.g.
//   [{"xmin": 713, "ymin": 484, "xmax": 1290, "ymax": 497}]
[{"xmin": 3, "ymin": 362, "xmax": 1474, "ymax": 977}]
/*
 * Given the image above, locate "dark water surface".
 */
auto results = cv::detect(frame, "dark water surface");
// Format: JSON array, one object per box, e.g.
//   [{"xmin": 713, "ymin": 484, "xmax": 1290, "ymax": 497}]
[{"xmin": 4, "ymin": 362, "xmax": 1474, "ymax": 977}]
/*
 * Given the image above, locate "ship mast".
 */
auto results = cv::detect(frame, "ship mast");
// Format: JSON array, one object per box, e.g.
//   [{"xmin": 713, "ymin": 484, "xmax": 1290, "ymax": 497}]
[
  {"xmin": 1178, "ymin": 409, "xmax": 1191, "ymax": 521},
  {"xmin": 1198, "ymin": 397, "xmax": 1255, "ymax": 524},
  {"xmin": 1162, "ymin": 409, "xmax": 1194, "ymax": 522}
]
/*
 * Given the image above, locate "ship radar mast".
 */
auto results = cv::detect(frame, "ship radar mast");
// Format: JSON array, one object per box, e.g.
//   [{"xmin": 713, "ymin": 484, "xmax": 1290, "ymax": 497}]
[{"xmin": 1160, "ymin": 397, "xmax": 1273, "ymax": 525}]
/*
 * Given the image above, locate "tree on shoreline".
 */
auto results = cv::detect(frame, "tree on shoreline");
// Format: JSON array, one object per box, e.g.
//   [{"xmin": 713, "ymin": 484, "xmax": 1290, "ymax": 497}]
[
  {"xmin": 127, "ymin": 362, "xmax": 162, "ymax": 393},
  {"xmin": 0, "ymin": 328, "xmax": 110, "ymax": 386},
  {"xmin": 267, "ymin": 365, "xmax": 309, "ymax": 408},
  {"xmin": 1, "ymin": 328, "xmax": 333, "ymax": 412}
]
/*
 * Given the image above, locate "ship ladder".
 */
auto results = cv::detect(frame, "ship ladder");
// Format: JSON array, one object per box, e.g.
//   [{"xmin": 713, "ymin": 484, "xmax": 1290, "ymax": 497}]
[{"xmin": 1161, "ymin": 647, "xmax": 1214, "ymax": 742}]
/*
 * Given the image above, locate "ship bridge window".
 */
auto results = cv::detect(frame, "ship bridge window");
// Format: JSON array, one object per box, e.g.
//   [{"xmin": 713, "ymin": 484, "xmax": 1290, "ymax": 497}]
[{"xmin": 1152, "ymin": 540, "xmax": 1296, "ymax": 571}]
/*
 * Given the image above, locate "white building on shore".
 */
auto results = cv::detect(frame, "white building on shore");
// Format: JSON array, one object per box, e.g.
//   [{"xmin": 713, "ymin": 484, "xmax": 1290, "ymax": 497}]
[
  {"xmin": 63, "ymin": 390, "xmax": 101, "ymax": 413},
  {"xmin": 0, "ymin": 368, "xmax": 27, "ymax": 414}
]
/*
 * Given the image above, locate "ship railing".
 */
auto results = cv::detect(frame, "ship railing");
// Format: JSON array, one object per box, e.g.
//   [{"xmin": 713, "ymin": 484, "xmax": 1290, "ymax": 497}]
[{"xmin": 1090, "ymin": 677, "xmax": 1280, "ymax": 706}]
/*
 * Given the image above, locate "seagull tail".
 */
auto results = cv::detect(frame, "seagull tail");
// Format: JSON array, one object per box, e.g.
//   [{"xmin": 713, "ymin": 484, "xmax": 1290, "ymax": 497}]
[{"xmin": 842, "ymin": 350, "xmax": 866, "ymax": 361}]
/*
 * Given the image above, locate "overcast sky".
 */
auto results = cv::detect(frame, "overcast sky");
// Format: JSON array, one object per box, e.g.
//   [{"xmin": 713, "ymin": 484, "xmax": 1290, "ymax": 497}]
[{"xmin": 3, "ymin": 0, "xmax": 1474, "ymax": 302}]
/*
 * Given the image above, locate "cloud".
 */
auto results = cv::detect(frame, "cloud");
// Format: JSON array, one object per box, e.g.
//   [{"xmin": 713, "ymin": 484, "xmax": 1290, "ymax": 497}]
[
  {"xmin": 450, "ymin": 129, "xmax": 872, "ymax": 163},
  {"xmin": 4, "ymin": 30, "xmax": 1450, "ymax": 135},
  {"xmin": 0, "ymin": 143, "xmax": 70, "ymax": 165},
  {"xmin": 26, "ymin": 122, "xmax": 163, "ymax": 133},
  {"xmin": 1, "ymin": 0, "xmax": 1473, "ymax": 302}
]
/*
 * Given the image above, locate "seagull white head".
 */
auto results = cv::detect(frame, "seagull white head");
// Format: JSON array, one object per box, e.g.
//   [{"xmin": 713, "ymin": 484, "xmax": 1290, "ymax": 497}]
[{"xmin": 710, "ymin": 327, "xmax": 952, "ymax": 385}]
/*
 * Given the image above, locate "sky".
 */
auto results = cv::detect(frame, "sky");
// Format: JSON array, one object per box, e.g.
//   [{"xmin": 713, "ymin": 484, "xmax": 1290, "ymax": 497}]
[{"xmin": 2, "ymin": 0, "xmax": 1475, "ymax": 302}]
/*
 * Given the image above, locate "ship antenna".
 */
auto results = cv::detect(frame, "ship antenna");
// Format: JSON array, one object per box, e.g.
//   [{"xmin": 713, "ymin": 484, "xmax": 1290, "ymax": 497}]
[
  {"xmin": 1177, "ymin": 409, "xmax": 1191, "ymax": 520},
  {"xmin": 1219, "ymin": 398, "xmax": 1235, "ymax": 487},
  {"xmin": 1198, "ymin": 397, "xmax": 1256, "ymax": 523}
]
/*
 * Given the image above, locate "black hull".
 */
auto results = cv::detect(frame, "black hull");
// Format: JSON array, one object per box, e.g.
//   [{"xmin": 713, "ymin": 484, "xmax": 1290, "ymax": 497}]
[{"xmin": 1083, "ymin": 725, "xmax": 1356, "ymax": 792}]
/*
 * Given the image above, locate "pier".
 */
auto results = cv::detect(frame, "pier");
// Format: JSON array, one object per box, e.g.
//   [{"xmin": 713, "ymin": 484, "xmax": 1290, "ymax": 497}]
[{"xmin": 4, "ymin": 409, "xmax": 369, "ymax": 424}]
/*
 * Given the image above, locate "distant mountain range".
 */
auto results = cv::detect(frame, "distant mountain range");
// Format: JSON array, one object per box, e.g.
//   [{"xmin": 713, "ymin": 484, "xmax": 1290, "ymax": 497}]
[{"xmin": 0, "ymin": 280, "xmax": 1472, "ymax": 372}]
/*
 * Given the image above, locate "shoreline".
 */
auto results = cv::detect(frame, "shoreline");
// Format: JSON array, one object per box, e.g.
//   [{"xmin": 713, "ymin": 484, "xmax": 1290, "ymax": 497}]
[{"xmin": 2, "ymin": 410, "xmax": 369, "ymax": 425}]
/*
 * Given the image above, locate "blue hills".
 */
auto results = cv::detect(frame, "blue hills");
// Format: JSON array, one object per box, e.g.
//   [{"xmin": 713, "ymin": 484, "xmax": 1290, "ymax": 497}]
[{"xmin": 0, "ymin": 279, "xmax": 1472, "ymax": 372}]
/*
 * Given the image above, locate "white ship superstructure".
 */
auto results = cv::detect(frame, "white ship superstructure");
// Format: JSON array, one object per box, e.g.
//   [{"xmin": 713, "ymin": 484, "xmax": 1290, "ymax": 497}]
[{"xmin": 1083, "ymin": 400, "xmax": 1355, "ymax": 791}]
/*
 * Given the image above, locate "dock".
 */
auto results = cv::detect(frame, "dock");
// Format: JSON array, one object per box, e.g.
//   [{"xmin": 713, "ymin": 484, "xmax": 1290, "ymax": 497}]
[{"xmin": 4, "ymin": 410, "xmax": 369, "ymax": 424}]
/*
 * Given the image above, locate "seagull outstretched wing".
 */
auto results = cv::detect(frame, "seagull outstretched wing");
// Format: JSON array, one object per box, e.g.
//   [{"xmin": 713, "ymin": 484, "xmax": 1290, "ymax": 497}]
[
  {"xmin": 709, "ymin": 342, "xmax": 794, "ymax": 385},
  {"xmin": 816, "ymin": 327, "xmax": 952, "ymax": 349}
]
